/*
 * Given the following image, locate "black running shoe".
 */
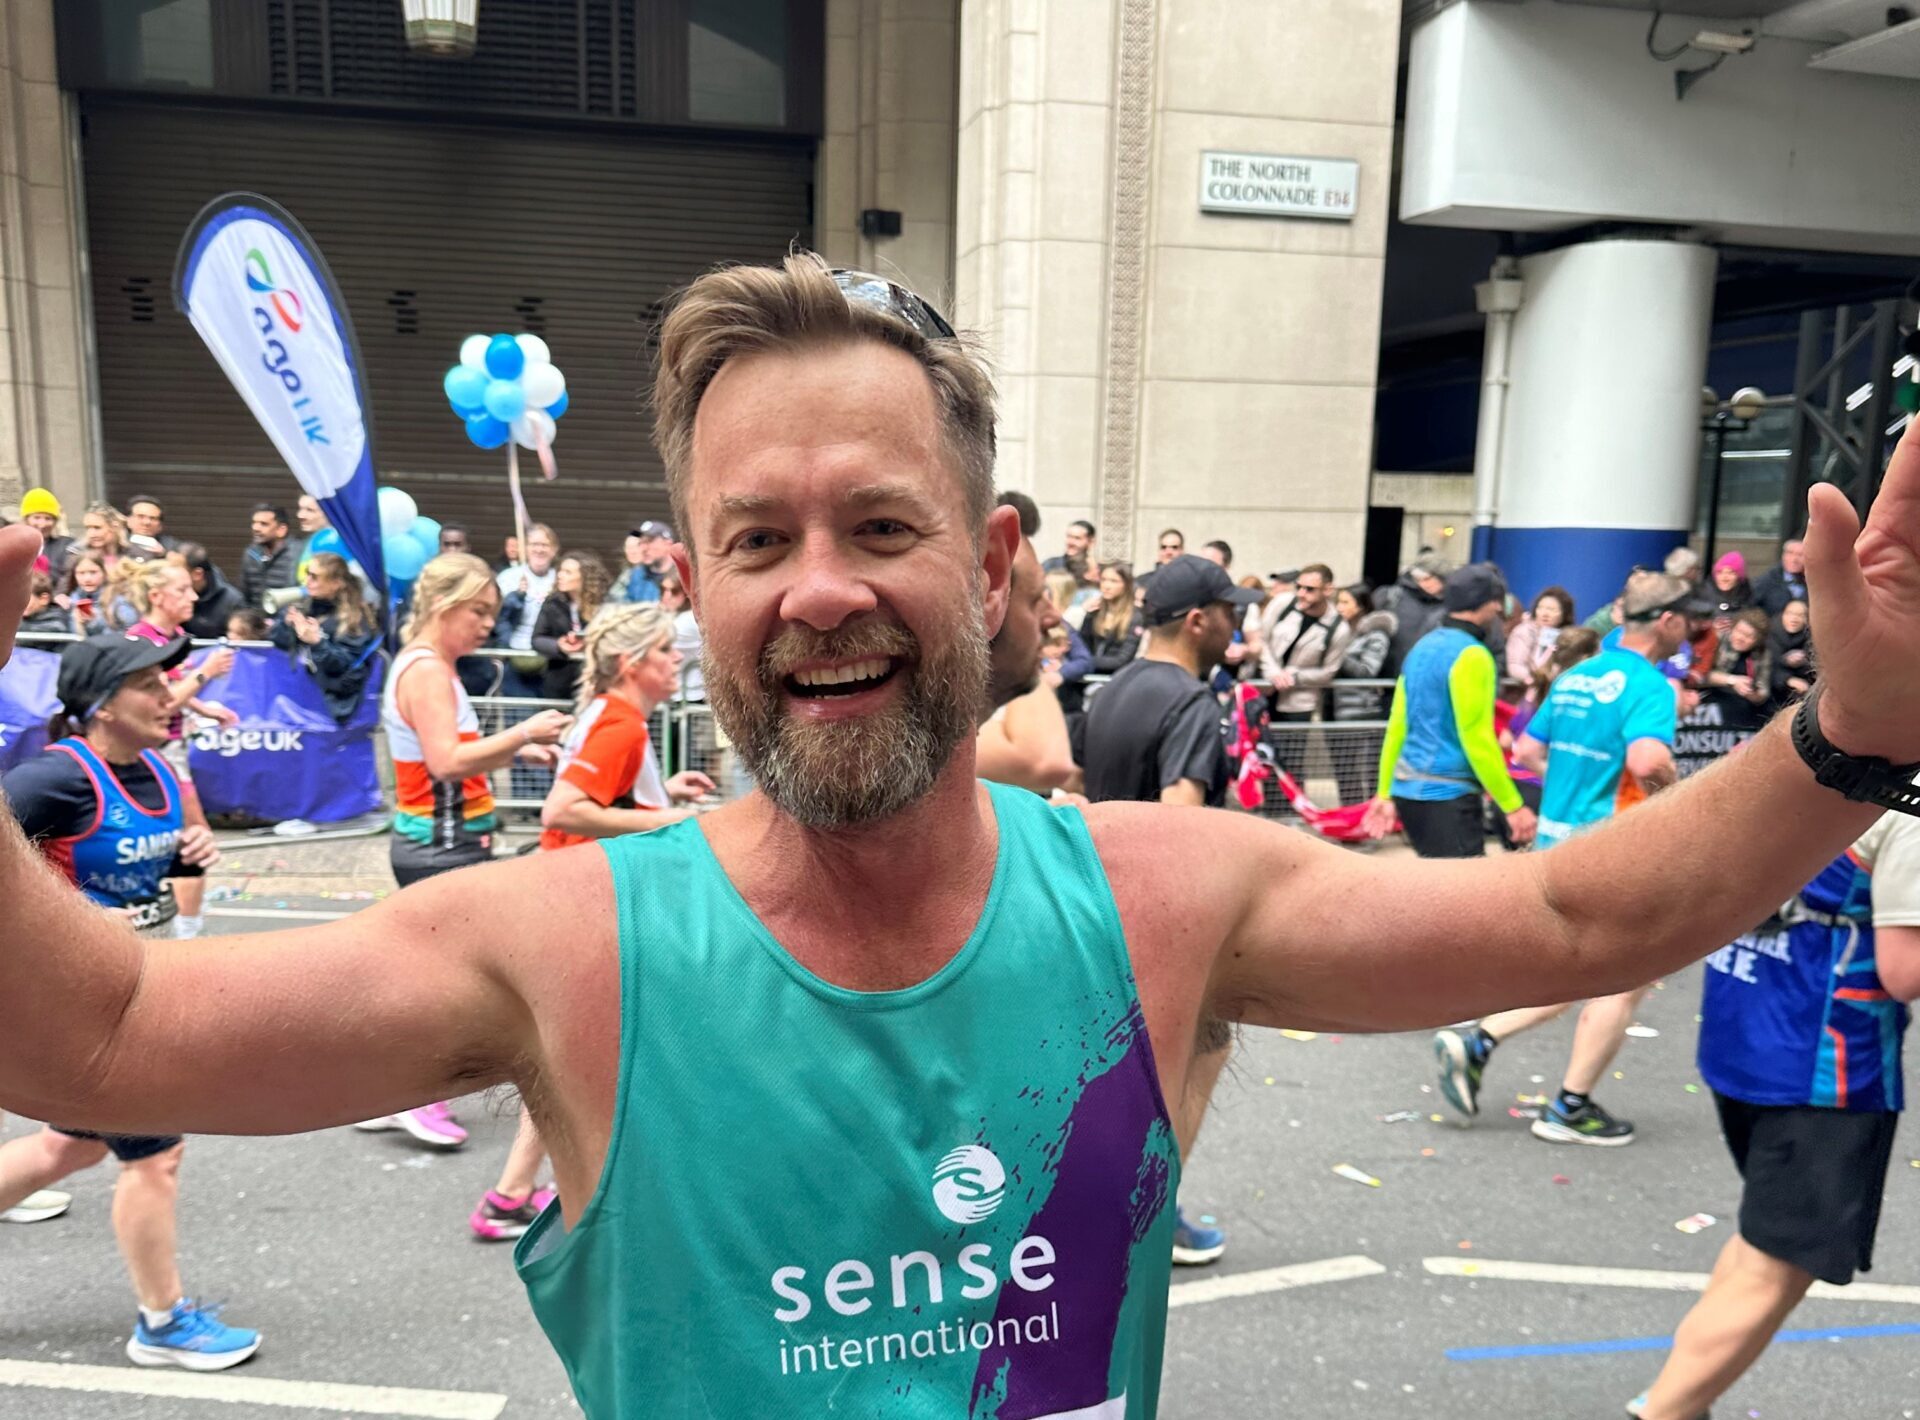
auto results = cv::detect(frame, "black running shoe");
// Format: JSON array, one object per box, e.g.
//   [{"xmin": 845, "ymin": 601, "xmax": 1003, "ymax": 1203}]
[
  {"xmin": 1532, "ymin": 1097, "xmax": 1635, "ymax": 1146},
  {"xmin": 1432, "ymin": 1029, "xmax": 1484, "ymax": 1119}
]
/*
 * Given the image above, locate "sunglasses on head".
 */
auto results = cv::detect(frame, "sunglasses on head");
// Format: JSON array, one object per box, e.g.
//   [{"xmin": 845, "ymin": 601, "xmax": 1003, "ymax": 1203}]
[{"xmin": 831, "ymin": 269, "xmax": 956, "ymax": 341}]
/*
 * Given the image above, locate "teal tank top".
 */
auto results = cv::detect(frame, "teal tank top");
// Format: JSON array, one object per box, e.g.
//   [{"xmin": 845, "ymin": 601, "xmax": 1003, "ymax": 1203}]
[{"xmin": 515, "ymin": 781, "xmax": 1178, "ymax": 1419}]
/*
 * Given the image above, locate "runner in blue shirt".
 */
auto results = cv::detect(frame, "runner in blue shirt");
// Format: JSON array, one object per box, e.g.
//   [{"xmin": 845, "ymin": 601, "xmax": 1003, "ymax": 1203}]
[
  {"xmin": 1628, "ymin": 808, "xmax": 1920, "ymax": 1420},
  {"xmin": 1433, "ymin": 571, "xmax": 1698, "ymax": 1146}
]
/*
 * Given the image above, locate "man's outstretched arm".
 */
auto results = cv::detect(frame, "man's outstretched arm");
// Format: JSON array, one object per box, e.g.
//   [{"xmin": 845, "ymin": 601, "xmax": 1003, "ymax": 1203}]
[
  {"xmin": 1105, "ymin": 418, "xmax": 1920, "ymax": 1041},
  {"xmin": 0, "ymin": 785, "xmax": 602, "ymax": 1137}
]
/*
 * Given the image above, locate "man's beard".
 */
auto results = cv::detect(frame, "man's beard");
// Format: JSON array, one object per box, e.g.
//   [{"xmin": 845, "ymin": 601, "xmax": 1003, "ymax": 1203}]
[{"xmin": 704, "ymin": 605, "xmax": 990, "ymax": 829}]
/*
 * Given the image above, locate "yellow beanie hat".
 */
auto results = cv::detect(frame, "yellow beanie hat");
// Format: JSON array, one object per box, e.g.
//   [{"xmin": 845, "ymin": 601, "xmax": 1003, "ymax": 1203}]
[{"xmin": 20, "ymin": 487, "xmax": 61, "ymax": 519}]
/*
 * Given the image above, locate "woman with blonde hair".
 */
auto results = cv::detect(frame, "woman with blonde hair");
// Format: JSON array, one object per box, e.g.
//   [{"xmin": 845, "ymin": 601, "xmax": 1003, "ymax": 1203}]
[
  {"xmin": 465, "ymin": 604, "xmax": 715, "ymax": 1241},
  {"xmin": 121, "ymin": 559, "xmax": 239, "ymax": 942},
  {"xmin": 357, "ymin": 553, "xmax": 571, "ymax": 1153}
]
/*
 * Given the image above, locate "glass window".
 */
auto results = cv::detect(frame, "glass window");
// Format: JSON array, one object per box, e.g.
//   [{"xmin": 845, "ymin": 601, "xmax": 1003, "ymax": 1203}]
[
  {"xmin": 100, "ymin": 0, "xmax": 216, "ymax": 90},
  {"xmin": 688, "ymin": 0, "xmax": 786, "ymax": 127}
]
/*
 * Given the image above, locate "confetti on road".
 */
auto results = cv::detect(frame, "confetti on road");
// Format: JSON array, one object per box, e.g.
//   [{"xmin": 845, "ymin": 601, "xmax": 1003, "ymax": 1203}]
[
  {"xmin": 1552, "ymin": 1175, "xmax": 1571, "ymax": 1185},
  {"xmin": 1613, "ymin": 1071, "xmax": 1626, "ymax": 1080},
  {"xmin": 1264, "ymin": 1076, "xmax": 1276, "ymax": 1086},
  {"xmin": 1279, "ymin": 1029, "xmax": 1319, "ymax": 1041},
  {"xmin": 1675, "ymin": 1213, "xmax": 1718, "ymax": 1234},
  {"xmin": 1516, "ymin": 1093, "xmax": 1548, "ymax": 1105},
  {"xmin": 1376, "ymin": 1110, "xmax": 1421, "ymax": 1124},
  {"xmin": 1333, "ymin": 1164, "xmax": 1382, "ymax": 1188},
  {"xmin": 1421, "ymin": 1148, "xmax": 1437, "ymax": 1158},
  {"xmin": 1457, "ymin": 1240, "xmax": 1474, "ymax": 1251},
  {"xmin": 1625, "ymin": 1025, "xmax": 1660, "ymax": 1038}
]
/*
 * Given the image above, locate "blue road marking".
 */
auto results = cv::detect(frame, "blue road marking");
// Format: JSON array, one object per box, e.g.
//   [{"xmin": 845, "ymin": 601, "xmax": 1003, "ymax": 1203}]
[{"xmin": 1448, "ymin": 1322, "xmax": 1920, "ymax": 1362}]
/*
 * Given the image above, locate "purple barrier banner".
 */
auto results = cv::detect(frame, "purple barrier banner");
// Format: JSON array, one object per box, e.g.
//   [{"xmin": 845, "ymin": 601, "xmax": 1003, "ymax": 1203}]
[
  {"xmin": 0, "ymin": 647, "xmax": 61, "ymax": 773},
  {"xmin": 187, "ymin": 646, "xmax": 384, "ymax": 823}
]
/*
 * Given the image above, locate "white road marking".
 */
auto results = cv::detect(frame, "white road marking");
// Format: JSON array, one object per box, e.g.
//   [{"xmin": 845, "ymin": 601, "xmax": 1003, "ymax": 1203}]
[
  {"xmin": 1422, "ymin": 1256, "xmax": 1920, "ymax": 1306},
  {"xmin": 0, "ymin": 1360, "xmax": 506, "ymax": 1418},
  {"xmin": 1169, "ymin": 1253, "xmax": 1386, "ymax": 1308},
  {"xmin": 205, "ymin": 906, "xmax": 351, "ymax": 921}
]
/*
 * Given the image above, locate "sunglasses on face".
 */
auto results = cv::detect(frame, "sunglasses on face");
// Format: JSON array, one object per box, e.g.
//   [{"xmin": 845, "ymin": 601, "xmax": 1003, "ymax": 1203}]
[{"xmin": 831, "ymin": 270, "xmax": 956, "ymax": 341}]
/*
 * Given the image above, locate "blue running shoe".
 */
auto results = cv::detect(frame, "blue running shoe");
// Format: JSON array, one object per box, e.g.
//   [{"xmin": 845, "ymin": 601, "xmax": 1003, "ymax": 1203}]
[
  {"xmin": 1172, "ymin": 1207, "xmax": 1226, "ymax": 1266},
  {"xmin": 126, "ymin": 1299, "xmax": 262, "ymax": 1371}
]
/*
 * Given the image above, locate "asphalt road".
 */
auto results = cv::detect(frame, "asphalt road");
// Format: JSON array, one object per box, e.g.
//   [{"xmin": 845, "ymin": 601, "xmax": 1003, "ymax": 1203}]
[{"xmin": 5, "ymin": 894, "xmax": 1920, "ymax": 1418}]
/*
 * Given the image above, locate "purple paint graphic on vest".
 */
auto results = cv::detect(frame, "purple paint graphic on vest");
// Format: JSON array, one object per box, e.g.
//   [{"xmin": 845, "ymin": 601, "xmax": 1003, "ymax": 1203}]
[{"xmin": 970, "ymin": 1001, "xmax": 1172, "ymax": 1418}]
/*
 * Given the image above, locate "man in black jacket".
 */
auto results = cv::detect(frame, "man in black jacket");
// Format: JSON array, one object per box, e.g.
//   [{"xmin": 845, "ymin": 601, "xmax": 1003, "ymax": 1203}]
[
  {"xmin": 179, "ymin": 545, "xmax": 246, "ymax": 641},
  {"xmin": 1752, "ymin": 538, "xmax": 1809, "ymax": 617},
  {"xmin": 1377, "ymin": 561, "xmax": 1447, "ymax": 676},
  {"xmin": 239, "ymin": 504, "xmax": 299, "ymax": 610}
]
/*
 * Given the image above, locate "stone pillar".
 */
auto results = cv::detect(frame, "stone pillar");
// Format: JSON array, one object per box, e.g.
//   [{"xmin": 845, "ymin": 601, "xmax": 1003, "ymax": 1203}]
[
  {"xmin": 816, "ymin": 0, "xmax": 957, "ymax": 304},
  {"xmin": 1487, "ymin": 238, "xmax": 1718, "ymax": 617},
  {"xmin": 0, "ymin": 0, "xmax": 94, "ymax": 516},
  {"xmin": 958, "ymin": 0, "xmax": 1398, "ymax": 580}
]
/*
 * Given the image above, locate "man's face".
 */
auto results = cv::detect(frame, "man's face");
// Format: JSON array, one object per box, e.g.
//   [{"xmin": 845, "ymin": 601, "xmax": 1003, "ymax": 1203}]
[
  {"xmin": 525, "ymin": 530, "xmax": 557, "ymax": 575},
  {"xmin": 989, "ymin": 539, "xmax": 1057, "ymax": 708},
  {"xmin": 128, "ymin": 502, "xmax": 163, "ymax": 538},
  {"xmin": 24, "ymin": 512, "xmax": 56, "ymax": 536},
  {"xmin": 439, "ymin": 529, "xmax": 469, "ymax": 555},
  {"xmin": 1156, "ymin": 534, "xmax": 1183, "ymax": 565},
  {"xmin": 1293, "ymin": 570, "xmax": 1329, "ymax": 618},
  {"xmin": 641, "ymin": 535, "xmax": 672, "ymax": 569},
  {"xmin": 1064, "ymin": 526, "xmax": 1091, "ymax": 560},
  {"xmin": 1416, "ymin": 571, "xmax": 1445, "ymax": 598},
  {"xmin": 296, "ymin": 495, "xmax": 325, "ymax": 533},
  {"xmin": 1651, "ymin": 610, "xmax": 1689, "ymax": 659},
  {"xmin": 1781, "ymin": 540, "xmax": 1806, "ymax": 576},
  {"xmin": 1198, "ymin": 601, "xmax": 1237, "ymax": 666},
  {"xmin": 680, "ymin": 341, "xmax": 1015, "ymax": 828},
  {"xmin": 1198, "ymin": 545, "xmax": 1227, "ymax": 569},
  {"xmin": 250, "ymin": 511, "xmax": 284, "ymax": 546}
]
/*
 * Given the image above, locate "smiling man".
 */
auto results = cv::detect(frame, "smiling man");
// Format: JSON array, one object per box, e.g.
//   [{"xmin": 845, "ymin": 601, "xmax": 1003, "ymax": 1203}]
[{"xmin": 5, "ymin": 254, "xmax": 1920, "ymax": 1420}]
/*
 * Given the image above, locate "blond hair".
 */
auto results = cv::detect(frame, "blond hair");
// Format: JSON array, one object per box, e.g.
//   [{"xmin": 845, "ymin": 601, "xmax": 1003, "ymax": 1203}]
[
  {"xmin": 576, "ymin": 602, "xmax": 676, "ymax": 714},
  {"xmin": 652, "ymin": 251, "xmax": 995, "ymax": 544},
  {"xmin": 116, "ymin": 557, "xmax": 184, "ymax": 617},
  {"xmin": 402, "ymin": 552, "xmax": 497, "ymax": 644}
]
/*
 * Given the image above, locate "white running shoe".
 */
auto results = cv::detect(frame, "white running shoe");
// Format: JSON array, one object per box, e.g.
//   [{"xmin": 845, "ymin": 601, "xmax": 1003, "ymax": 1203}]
[{"xmin": 2, "ymin": 1189, "xmax": 72, "ymax": 1224}]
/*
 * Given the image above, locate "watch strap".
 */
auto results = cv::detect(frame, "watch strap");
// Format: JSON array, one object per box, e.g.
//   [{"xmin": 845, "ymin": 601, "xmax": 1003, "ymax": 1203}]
[{"xmin": 1790, "ymin": 685, "xmax": 1920, "ymax": 816}]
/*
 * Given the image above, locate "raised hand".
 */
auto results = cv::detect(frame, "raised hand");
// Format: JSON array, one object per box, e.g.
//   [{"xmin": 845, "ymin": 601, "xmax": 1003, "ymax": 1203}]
[
  {"xmin": 0, "ymin": 524, "xmax": 41, "ymax": 669},
  {"xmin": 1802, "ymin": 418, "xmax": 1920, "ymax": 763}
]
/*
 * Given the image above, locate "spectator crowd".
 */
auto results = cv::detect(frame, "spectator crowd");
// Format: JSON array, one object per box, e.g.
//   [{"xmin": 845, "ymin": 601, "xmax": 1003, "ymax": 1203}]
[{"xmin": 3, "ymin": 486, "xmax": 1819, "ymax": 820}]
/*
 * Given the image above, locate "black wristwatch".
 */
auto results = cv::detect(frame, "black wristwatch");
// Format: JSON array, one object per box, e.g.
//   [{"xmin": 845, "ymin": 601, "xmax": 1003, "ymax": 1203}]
[{"xmin": 1790, "ymin": 684, "xmax": 1920, "ymax": 816}]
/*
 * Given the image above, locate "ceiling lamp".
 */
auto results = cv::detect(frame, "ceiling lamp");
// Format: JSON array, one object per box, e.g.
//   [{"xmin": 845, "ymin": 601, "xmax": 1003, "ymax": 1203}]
[{"xmin": 401, "ymin": 0, "xmax": 478, "ymax": 58}]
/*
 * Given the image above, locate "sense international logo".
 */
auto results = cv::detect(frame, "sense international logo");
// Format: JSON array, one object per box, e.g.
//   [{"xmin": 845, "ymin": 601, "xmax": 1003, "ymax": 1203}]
[
  {"xmin": 245, "ymin": 248, "xmax": 305, "ymax": 333},
  {"xmin": 931, "ymin": 1144, "xmax": 1006, "ymax": 1225}
]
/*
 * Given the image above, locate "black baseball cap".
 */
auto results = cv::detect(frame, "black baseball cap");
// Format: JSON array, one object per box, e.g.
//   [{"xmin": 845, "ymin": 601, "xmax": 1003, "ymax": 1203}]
[
  {"xmin": 1142, "ymin": 554, "xmax": 1263, "ymax": 627},
  {"xmin": 631, "ymin": 520, "xmax": 674, "ymax": 540},
  {"xmin": 57, "ymin": 636, "xmax": 190, "ymax": 722},
  {"xmin": 1443, "ymin": 562, "xmax": 1508, "ymax": 612}
]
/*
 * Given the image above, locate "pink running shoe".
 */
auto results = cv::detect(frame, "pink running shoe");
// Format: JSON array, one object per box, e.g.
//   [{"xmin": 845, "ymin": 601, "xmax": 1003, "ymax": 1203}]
[
  {"xmin": 393, "ymin": 1102, "xmax": 467, "ymax": 1150},
  {"xmin": 469, "ymin": 1188, "xmax": 553, "ymax": 1241}
]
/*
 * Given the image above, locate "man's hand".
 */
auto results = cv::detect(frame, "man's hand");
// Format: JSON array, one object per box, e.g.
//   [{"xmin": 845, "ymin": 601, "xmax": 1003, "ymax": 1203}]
[
  {"xmin": 0, "ymin": 524, "xmax": 42, "ymax": 668},
  {"xmin": 1361, "ymin": 796, "xmax": 1398, "ymax": 839},
  {"xmin": 667, "ymin": 770, "xmax": 716, "ymax": 803},
  {"xmin": 1503, "ymin": 804, "xmax": 1537, "ymax": 847},
  {"xmin": 177, "ymin": 824, "xmax": 220, "ymax": 871},
  {"xmin": 1802, "ymin": 418, "xmax": 1920, "ymax": 761}
]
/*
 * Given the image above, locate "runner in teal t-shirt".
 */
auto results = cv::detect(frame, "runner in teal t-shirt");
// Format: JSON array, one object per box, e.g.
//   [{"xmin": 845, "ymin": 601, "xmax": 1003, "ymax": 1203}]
[
  {"xmin": 1527, "ymin": 645, "xmax": 1678, "ymax": 848},
  {"xmin": 1431, "ymin": 571, "xmax": 1701, "ymax": 1148}
]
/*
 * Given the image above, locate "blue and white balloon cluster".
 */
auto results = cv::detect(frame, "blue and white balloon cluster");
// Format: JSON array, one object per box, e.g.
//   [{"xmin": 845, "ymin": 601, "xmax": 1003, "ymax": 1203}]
[{"xmin": 442, "ymin": 334, "xmax": 569, "ymax": 451}]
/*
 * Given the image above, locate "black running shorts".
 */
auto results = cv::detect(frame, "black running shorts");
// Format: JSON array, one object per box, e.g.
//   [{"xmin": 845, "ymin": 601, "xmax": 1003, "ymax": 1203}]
[
  {"xmin": 51, "ymin": 1127, "xmax": 182, "ymax": 1163},
  {"xmin": 390, "ymin": 833, "xmax": 492, "ymax": 888},
  {"xmin": 1714, "ymin": 1091, "xmax": 1899, "ymax": 1286}
]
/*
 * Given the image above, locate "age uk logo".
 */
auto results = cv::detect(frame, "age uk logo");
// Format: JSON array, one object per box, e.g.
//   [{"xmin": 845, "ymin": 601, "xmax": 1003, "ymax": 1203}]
[
  {"xmin": 245, "ymin": 248, "xmax": 305, "ymax": 333},
  {"xmin": 931, "ymin": 1144, "xmax": 1006, "ymax": 1225}
]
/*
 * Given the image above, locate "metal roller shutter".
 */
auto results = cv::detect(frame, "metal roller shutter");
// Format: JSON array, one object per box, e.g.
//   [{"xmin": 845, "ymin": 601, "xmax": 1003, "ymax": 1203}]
[{"xmin": 81, "ymin": 97, "xmax": 814, "ymax": 573}]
